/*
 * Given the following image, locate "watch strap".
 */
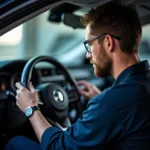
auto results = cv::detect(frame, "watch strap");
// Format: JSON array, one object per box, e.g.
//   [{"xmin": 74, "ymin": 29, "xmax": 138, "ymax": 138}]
[{"xmin": 31, "ymin": 106, "xmax": 40, "ymax": 111}]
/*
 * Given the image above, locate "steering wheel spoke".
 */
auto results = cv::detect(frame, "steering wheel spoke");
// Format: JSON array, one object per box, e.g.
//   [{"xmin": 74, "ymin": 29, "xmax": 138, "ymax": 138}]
[
  {"xmin": 67, "ymin": 89, "xmax": 79, "ymax": 102},
  {"xmin": 36, "ymin": 89, "xmax": 44, "ymax": 105}
]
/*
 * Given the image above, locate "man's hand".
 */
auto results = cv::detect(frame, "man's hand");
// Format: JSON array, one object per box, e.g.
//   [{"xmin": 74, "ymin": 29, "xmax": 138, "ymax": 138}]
[
  {"xmin": 15, "ymin": 82, "xmax": 51, "ymax": 142},
  {"xmin": 77, "ymin": 81, "xmax": 101, "ymax": 100},
  {"xmin": 15, "ymin": 82, "xmax": 38, "ymax": 112}
]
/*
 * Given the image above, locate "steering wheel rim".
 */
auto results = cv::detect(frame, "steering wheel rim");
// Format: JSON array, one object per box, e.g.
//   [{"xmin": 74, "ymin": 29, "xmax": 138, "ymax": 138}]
[{"xmin": 21, "ymin": 55, "xmax": 80, "ymax": 129}]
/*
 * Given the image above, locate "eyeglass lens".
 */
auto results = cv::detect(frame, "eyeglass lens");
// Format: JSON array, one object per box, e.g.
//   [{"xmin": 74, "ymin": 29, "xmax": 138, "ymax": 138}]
[{"xmin": 85, "ymin": 42, "xmax": 91, "ymax": 52}]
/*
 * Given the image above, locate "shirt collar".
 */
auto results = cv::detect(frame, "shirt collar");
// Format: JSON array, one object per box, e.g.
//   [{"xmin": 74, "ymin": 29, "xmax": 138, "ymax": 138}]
[{"xmin": 112, "ymin": 60, "xmax": 150, "ymax": 86}]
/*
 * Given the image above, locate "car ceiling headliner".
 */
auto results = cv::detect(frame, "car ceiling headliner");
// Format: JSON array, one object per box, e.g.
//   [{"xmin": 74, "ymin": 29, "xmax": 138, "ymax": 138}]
[{"xmin": 0, "ymin": 0, "xmax": 150, "ymax": 36}]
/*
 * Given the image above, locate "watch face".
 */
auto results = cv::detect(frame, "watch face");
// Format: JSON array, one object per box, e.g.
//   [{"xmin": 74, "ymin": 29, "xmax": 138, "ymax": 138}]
[{"xmin": 25, "ymin": 107, "xmax": 32, "ymax": 117}]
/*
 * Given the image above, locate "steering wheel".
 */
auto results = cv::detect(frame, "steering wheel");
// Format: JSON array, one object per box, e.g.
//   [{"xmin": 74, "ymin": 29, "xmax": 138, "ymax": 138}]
[{"xmin": 21, "ymin": 56, "xmax": 80, "ymax": 130}]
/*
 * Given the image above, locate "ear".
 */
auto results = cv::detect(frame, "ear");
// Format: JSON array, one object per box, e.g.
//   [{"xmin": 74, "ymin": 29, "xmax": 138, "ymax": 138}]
[{"xmin": 104, "ymin": 34, "xmax": 114, "ymax": 52}]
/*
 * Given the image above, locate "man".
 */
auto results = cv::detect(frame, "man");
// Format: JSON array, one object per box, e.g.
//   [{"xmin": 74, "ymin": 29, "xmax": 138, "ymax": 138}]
[{"xmin": 5, "ymin": 1, "xmax": 150, "ymax": 150}]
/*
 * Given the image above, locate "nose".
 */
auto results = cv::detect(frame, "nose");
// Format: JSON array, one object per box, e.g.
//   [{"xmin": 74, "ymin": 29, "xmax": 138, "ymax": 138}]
[{"xmin": 86, "ymin": 52, "xmax": 92, "ymax": 59}]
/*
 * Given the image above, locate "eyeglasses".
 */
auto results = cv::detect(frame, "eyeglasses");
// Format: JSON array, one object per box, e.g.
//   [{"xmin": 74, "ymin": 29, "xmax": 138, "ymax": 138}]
[{"xmin": 83, "ymin": 33, "xmax": 121, "ymax": 53}]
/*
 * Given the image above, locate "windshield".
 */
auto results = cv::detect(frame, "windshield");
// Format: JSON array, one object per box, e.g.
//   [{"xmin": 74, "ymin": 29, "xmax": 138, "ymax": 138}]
[{"xmin": 0, "ymin": 9, "xmax": 150, "ymax": 65}]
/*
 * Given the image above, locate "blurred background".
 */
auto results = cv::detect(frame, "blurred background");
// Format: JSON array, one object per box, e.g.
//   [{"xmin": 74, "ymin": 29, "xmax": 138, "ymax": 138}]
[{"xmin": 0, "ymin": 10, "xmax": 150, "ymax": 65}]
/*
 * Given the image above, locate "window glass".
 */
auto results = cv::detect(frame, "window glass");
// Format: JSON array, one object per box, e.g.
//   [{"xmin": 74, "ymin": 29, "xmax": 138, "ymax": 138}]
[{"xmin": 0, "ymin": 10, "xmax": 149, "ymax": 62}]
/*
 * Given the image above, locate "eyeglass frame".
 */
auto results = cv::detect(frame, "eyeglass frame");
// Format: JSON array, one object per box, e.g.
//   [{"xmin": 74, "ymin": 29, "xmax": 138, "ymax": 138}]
[{"xmin": 83, "ymin": 33, "xmax": 121, "ymax": 53}]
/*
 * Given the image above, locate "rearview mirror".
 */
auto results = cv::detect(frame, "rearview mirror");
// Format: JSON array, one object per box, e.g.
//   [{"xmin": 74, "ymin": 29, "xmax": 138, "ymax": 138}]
[{"xmin": 61, "ymin": 13, "xmax": 85, "ymax": 29}]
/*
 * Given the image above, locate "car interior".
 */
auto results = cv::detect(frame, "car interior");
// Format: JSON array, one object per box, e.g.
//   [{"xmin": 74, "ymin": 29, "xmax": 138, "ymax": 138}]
[{"xmin": 0, "ymin": 0, "xmax": 150, "ymax": 149}]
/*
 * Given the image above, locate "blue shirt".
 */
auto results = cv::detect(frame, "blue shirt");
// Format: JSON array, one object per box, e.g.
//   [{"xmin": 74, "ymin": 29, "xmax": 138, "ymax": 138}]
[{"xmin": 41, "ymin": 60, "xmax": 150, "ymax": 150}]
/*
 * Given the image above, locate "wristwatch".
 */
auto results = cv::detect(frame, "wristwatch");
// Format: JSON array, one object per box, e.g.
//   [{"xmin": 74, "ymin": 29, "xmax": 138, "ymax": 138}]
[{"xmin": 24, "ymin": 106, "xmax": 40, "ymax": 118}]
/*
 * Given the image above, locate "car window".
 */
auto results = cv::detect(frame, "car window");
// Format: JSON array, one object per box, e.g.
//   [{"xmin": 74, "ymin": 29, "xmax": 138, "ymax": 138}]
[
  {"xmin": 0, "ymin": 10, "xmax": 85, "ymax": 65},
  {"xmin": 0, "ymin": 10, "xmax": 150, "ymax": 64},
  {"xmin": 139, "ymin": 24, "xmax": 150, "ymax": 60}
]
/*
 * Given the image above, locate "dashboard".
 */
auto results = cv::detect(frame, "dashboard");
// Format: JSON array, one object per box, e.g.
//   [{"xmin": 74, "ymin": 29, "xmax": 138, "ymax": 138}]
[
  {"xmin": 0, "ymin": 72, "xmax": 21, "ymax": 93},
  {"xmin": 0, "ymin": 60, "xmax": 91, "ymax": 94},
  {"xmin": 0, "ymin": 73, "xmax": 11, "ymax": 93}
]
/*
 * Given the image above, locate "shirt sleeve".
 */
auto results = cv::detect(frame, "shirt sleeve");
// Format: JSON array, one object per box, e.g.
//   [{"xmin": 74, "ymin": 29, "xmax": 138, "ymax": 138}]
[{"xmin": 41, "ymin": 94, "xmax": 125, "ymax": 150}]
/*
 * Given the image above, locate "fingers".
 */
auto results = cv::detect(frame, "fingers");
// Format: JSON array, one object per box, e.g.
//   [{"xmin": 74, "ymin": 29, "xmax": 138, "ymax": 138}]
[
  {"xmin": 77, "ymin": 81, "xmax": 89, "ymax": 87},
  {"xmin": 15, "ymin": 82, "xmax": 25, "ymax": 91},
  {"xmin": 77, "ymin": 81, "xmax": 91, "ymax": 96},
  {"xmin": 29, "ymin": 82, "xmax": 35, "ymax": 92},
  {"xmin": 77, "ymin": 81, "xmax": 91, "ymax": 89},
  {"xmin": 16, "ymin": 81, "xmax": 35, "ymax": 92},
  {"xmin": 77, "ymin": 80, "xmax": 101, "ymax": 100},
  {"xmin": 79, "ymin": 90, "xmax": 90, "ymax": 97},
  {"xmin": 15, "ymin": 89, "xmax": 20, "ymax": 106},
  {"xmin": 16, "ymin": 89, "xmax": 20, "ymax": 95},
  {"xmin": 15, "ymin": 94, "xmax": 19, "ymax": 100}
]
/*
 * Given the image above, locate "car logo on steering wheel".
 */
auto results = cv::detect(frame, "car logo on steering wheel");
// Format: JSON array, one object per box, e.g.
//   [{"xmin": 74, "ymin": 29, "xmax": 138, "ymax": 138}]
[{"xmin": 53, "ymin": 90, "xmax": 64, "ymax": 103}]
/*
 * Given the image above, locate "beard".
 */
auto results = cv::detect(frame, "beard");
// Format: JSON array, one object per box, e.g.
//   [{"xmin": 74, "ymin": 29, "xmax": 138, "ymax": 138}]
[{"xmin": 93, "ymin": 44, "xmax": 112, "ymax": 77}]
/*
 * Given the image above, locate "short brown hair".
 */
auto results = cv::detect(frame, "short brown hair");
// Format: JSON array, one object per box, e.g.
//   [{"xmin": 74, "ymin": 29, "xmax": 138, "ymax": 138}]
[{"xmin": 81, "ymin": 1, "xmax": 142, "ymax": 53}]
